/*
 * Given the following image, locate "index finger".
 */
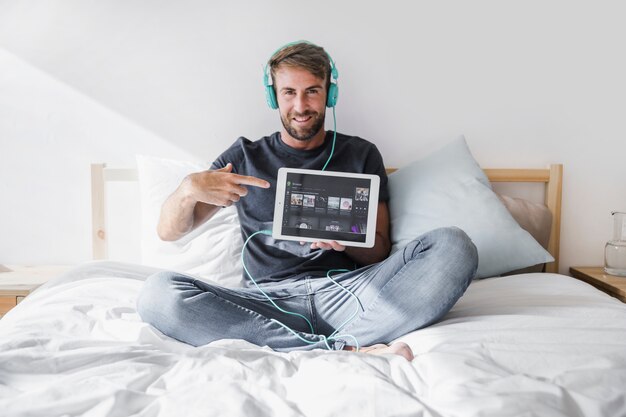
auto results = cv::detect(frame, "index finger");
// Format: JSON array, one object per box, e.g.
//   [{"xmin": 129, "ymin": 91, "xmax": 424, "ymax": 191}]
[{"xmin": 231, "ymin": 174, "xmax": 270, "ymax": 188}]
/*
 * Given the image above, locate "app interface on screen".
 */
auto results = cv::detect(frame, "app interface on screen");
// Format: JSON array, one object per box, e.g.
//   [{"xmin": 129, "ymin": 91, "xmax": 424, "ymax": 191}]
[{"xmin": 282, "ymin": 173, "xmax": 372, "ymax": 242}]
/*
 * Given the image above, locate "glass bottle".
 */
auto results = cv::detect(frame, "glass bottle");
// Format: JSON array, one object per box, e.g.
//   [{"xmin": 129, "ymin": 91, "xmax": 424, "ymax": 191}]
[{"xmin": 604, "ymin": 211, "xmax": 626, "ymax": 276}]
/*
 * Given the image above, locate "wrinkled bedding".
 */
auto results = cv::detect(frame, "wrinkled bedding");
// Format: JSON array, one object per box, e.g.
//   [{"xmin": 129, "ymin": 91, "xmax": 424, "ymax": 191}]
[{"xmin": 1, "ymin": 261, "xmax": 625, "ymax": 417}]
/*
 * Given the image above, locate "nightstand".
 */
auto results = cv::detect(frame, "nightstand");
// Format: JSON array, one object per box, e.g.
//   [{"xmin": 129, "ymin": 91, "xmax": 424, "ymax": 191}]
[
  {"xmin": 569, "ymin": 266, "xmax": 626, "ymax": 303},
  {"xmin": 0, "ymin": 265, "xmax": 73, "ymax": 317}
]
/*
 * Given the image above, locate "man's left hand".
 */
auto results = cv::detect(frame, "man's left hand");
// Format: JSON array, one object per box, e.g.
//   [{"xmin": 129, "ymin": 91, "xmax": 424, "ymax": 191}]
[{"xmin": 309, "ymin": 241, "xmax": 346, "ymax": 252}]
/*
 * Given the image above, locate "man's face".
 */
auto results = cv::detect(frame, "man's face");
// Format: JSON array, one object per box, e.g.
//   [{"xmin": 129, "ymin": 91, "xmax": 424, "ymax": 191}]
[{"xmin": 273, "ymin": 66, "xmax": 327, "ymax": 142}]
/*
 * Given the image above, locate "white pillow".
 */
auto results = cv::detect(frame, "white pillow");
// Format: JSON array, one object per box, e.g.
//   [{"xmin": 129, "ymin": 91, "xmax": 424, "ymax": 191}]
[
  {"xmin": 388, "ymin": 136, "xmax": 554, "ymax": 279},
  {"xmin": 136, "ymin": 155, "xmax": 244, "ymax": 287}
]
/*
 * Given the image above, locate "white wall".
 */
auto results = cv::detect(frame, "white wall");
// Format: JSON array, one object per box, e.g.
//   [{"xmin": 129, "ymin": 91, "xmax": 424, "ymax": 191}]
[{"xmin": 1, "ymin": 0, "xmax": 625, "ymax": 274}]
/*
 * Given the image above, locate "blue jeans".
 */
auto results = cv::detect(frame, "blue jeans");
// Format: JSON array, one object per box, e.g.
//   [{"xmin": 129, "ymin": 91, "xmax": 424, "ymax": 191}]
[{"xmin": 137, "ymin": 227, "xmax": 478, "ymax": 352}]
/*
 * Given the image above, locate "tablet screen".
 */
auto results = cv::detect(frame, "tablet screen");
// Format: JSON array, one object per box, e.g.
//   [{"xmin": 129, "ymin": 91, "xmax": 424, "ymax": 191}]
[{"xmin": 276, "ymin": 170, "xmax": 378, "ymax": 244}]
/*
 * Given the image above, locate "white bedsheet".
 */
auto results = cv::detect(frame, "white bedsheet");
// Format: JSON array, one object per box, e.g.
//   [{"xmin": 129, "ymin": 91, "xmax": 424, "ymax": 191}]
[{"xmin": 1, "ymin": 261, "xmax": 625, "ymax": 417}]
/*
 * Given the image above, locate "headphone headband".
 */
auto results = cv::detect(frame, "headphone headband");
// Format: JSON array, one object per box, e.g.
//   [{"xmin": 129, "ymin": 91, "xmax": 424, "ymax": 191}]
[{"xmin": 263, "ymin": 40, "xmax": 339, "ymax": 109}]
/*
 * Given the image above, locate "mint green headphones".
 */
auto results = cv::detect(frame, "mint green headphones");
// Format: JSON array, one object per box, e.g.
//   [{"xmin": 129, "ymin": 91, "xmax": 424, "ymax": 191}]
[{"xmin": 263, "ymin": 40, "xmax": 339, "ymax": 109}]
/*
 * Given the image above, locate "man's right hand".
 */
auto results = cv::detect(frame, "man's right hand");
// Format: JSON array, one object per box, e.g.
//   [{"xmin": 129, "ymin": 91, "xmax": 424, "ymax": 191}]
[
  {"xmin": 185, "ymin": 163, "xmax": 271, "ymax": 208},
  {"xmin": 157, "ymin": 163, "xmax": 270, "ymax": 241}
]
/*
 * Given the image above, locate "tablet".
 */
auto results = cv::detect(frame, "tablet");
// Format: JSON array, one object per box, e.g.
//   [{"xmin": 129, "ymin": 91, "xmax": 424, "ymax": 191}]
[{"xmin": 273, "ymin": 168, "xmax": 380, "ymax": 248}]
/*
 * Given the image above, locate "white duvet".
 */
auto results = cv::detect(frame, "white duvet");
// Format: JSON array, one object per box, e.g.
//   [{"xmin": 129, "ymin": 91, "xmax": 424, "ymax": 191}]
[{"xmin": 1, "ymin": 261, "xmax": 626, "ymax": 417}]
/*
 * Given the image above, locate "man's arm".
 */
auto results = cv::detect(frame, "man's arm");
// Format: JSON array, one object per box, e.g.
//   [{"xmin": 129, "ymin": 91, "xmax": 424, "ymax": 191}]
[
  {"xmin": 156, "ymin": 179, "xmax": 220, "ymax": 241},
  {"xmin": 310, "ymin": 201, "xmax": 391, "ymax": 266},
  {"xmin": 157, "ymin": 163, "xmax": 270, "ymax": 241}
]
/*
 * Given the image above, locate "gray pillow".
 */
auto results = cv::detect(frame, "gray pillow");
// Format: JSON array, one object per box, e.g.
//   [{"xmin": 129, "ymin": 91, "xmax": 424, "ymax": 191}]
[{"xmin": 388, "ymin": 135, "xmax": 554, "ymax": 279}]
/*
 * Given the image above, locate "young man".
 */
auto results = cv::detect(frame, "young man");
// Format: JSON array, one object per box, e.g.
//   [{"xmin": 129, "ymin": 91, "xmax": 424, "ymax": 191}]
[{"xmin": 137, "ymin": 42, "xmax": 478, "ymax": 361}]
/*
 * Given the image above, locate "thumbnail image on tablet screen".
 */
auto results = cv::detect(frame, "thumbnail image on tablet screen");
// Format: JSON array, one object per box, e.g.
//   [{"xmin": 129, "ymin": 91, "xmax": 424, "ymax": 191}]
[{"xmin": 273, "ymin": 168, "xmax": 380, "ymax": 248}]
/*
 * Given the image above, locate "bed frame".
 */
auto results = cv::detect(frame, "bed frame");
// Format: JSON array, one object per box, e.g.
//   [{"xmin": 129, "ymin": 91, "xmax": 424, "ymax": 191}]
[{"xmin": 91, "ymin": 164, "xmax": 563, "ymax": 273}]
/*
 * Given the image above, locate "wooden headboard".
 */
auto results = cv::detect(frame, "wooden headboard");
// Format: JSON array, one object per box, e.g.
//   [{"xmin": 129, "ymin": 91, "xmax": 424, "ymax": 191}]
[{"xmin": 91, "ymin": 164, "xmax": 563, "ymax": 273}]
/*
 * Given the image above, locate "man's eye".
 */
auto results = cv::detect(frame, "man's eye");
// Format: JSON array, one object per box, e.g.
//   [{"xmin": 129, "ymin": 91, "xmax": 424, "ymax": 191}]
[{"xmin": 307, "ymin": 90, "xmax": 319, "ymax": 95}]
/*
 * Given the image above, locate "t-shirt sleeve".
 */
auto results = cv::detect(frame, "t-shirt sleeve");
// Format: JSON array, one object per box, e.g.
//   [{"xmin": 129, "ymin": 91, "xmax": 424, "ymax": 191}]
[
  {"xmin": 210, "ymin": 138, "xmax": 246, "ymax": 173},
  {"xmin": 364, "ymin": 144, "xmax": 389, "ymax": 202}
]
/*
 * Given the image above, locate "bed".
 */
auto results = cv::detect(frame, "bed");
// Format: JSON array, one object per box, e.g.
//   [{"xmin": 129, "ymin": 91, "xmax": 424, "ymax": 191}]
[{"xmin": 2, "ymin": 140, "xmax": 626, "ymax": 417}]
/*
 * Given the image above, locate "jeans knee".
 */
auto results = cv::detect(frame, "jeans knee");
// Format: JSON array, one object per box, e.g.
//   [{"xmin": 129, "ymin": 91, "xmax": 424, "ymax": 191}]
[
  {"xmin": 410, "ymin": 226, "xmax": 478, "ymax": 282},
  {"xmin": 446, "ymin": 227, "xmax": 478, "ymax": 272},
  {"xmin": 136, "ymin": 271, "xmax": 180, "ymax": 322},
  {"xmin": 439, "ymin": 226, "xmax": 478, "ymax": 282}
]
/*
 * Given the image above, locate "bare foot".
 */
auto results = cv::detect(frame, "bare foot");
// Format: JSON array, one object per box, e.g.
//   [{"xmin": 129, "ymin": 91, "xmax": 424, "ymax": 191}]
[{"xmin": 345, "ymin": 342, "xmax": 414, "ymax": 361}]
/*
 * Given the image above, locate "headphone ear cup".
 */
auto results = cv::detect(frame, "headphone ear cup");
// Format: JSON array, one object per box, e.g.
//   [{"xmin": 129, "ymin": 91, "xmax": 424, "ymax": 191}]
[
  {"xmin": 265, "ymin": 85, "xmax": 279, "ymax": 109},
  {"xmin": 326, "ymin": 83, "xmax": 339, "ymax": 108}
]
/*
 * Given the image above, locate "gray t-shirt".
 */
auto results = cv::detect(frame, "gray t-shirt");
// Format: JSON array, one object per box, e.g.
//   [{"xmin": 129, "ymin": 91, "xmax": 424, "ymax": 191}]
[{"xmin": 211, "ymin": 131, "xmax": 388, "ymax": 283}]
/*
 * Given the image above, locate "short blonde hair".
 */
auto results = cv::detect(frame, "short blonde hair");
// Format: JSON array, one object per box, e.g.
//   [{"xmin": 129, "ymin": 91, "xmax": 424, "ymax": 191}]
[{"xmin": 269, "ymin": 42, "xmax": 331, "ymax": 91}]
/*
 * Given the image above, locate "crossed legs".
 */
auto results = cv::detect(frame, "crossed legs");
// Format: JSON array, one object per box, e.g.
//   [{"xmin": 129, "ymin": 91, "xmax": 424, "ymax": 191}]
[{"xmin": 137, "ymin": 227, "xmax": 478, "ymax": 359}]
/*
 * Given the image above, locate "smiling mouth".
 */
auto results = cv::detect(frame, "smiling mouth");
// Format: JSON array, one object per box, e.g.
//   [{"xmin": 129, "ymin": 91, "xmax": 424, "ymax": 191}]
[{"xmin": 293, "ymin": 116, "xmax": 312, "ymax": 123}]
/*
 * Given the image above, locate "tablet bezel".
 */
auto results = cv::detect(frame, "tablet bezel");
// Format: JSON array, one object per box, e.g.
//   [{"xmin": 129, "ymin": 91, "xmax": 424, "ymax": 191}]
[{"xmin": 273, "ymin": 168, "xmax": 380, "ymax": 248}]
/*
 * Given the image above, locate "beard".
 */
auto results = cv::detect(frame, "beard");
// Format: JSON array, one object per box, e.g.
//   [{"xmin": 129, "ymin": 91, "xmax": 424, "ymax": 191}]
[{"xmin": 280, "ymin": 109, "xmax": 325, "ymax": 142}]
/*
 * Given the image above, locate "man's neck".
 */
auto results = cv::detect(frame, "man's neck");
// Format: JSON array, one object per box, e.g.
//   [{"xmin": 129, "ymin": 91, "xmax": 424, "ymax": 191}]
[{"xmin": 279, "ymin": 129, "xmax": 327, "ymax": 151}]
